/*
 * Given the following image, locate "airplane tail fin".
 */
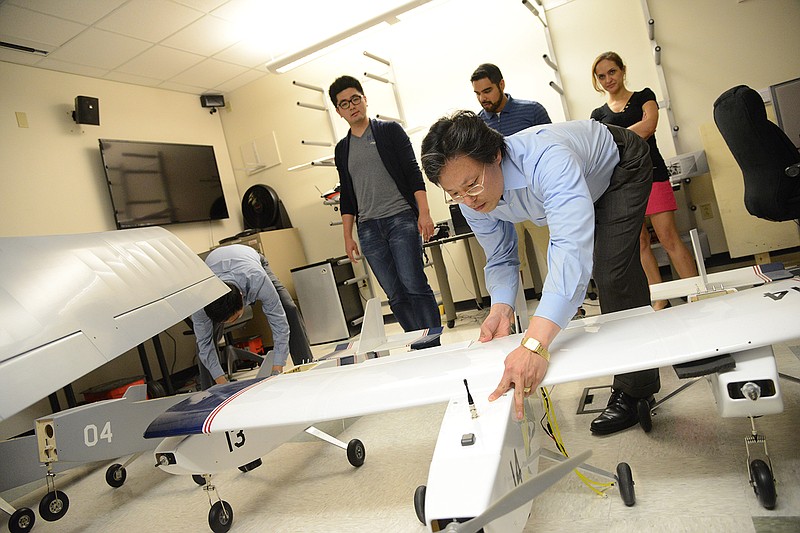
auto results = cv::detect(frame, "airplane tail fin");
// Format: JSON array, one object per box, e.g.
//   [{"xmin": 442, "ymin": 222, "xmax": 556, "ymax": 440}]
[{"xmin": 354, "ymin": 298, "xmax": 387, "ymax": 354}]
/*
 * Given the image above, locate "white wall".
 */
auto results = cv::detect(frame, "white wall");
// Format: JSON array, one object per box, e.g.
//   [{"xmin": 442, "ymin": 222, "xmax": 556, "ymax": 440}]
[
  {"xmin": 219, "ymin": 0, "xmax": 564, "ymax": 304},
  {"xmin": 546, "ymin": 0, "xmax": 800, "ymax": 253},
  {"xmin": 0, "ymin": 61, "xmax": 243, "ymax": 438}
]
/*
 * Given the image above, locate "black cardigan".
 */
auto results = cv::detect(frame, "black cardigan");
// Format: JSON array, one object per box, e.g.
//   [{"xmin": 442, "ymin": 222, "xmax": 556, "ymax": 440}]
[{"xmin": 334, "ymin": 118, "xmax": 426, "ymax": 220}]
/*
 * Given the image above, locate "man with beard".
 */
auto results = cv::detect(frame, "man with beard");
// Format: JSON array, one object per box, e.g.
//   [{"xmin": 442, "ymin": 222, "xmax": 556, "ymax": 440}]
[
  {"xmin": 471, "ymin": 63, "xmax": 552, "ymax": 297},
  {"xmin": 471, "ymin": 63, "xmax": 551, "ymax": 135}
]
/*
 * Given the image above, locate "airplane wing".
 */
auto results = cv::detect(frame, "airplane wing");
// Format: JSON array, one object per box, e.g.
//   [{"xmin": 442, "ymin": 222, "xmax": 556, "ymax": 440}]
[
  {"xmin": 0, "ymin": 227, "xmax": 227, "ymax": 422},
  {"xmin": 145, "ymin": 277, "xmax": 800, "ymax": 438},
  {"xmin": 650, "ymin": 262, "xmax": 793, "ymax": 302}
]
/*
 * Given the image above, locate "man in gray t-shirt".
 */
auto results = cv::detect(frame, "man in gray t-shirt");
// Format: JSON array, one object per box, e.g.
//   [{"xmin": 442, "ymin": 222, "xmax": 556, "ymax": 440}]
[{"xmin": 330, "ymin": 75, "xmax": 440, "ymax": 334}]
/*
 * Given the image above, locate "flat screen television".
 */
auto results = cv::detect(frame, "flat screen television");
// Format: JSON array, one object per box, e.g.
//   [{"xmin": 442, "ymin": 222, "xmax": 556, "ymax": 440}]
[{"xmin": 99, "ymin": 139, "xmax": 229, "ymax": 229}]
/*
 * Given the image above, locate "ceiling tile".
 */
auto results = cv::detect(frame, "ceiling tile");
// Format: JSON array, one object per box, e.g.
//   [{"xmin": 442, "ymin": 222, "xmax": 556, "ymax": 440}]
[
  {"xmin": 213, "ymin": 68, "xmax": 266, "ymax": 93},
  {"xmin": 35, "ymin": 57, "xmax": 111, "ymax": 78},
  {"xmin": 0, "ymin": 47, "xmax": 46, "ymax": 66},
  {"xmin": 161, "ymin": 15, "xmax": 238, "ymax": 56},
  {"xmin": 116, "ymin": 45, "xmax": 204, "ymax": 79},
  {"xmin": 157, "ymin": 79, "xmax": 210, "ymax": 94},
  {"xmin": 47, "ymin": 28, "xmax": 151, "ymax": 70},
  {"xmin": 168, "ymin": 57, "xmax": 247, "ymax": 88},
  {"xmin": 0, "ymin": 4, "xmax": 87, "ymax": 48},
  {"xmin": 213, "ymin": 39, "xmax": 273, "ymax": 68},
  {"xmin": 10, "ymin": 0, "xmax": 127, "ymax": 25},
  {"xmin": 171, "ymin": 0, "xmax": 229, "ymax": 15},
  {"xmin": 95, "ymin": 0, "xmax": 203, "ymax": 43},
  {"xmin": 103, "ymin": 70, "xmax": 162, "ymax": 87}
]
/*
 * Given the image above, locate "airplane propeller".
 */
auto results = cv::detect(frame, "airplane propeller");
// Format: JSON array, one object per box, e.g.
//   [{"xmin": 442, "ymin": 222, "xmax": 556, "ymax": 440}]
[{"xmin": 443, "ymin": 449, "xmax": 592, "ymax": 533}]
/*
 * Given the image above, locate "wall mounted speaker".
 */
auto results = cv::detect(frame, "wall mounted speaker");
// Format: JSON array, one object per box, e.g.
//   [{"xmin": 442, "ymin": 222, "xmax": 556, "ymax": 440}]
[
  {"xmin": 200, "ymin": 94, "xmax": 225, "ymax": 108},
  {"xmin": 73, "ymin": 95, "xmax": 99, "ymax": 125}
]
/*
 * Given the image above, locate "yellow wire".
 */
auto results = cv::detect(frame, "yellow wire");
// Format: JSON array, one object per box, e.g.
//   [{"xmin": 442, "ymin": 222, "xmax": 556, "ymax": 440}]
[{"xmin": 539, "ymin": 387, "xmax": 615, "ymax": 497}]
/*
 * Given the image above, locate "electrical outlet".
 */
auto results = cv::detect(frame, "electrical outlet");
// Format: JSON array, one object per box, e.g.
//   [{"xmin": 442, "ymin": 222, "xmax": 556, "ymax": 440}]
[{"xmin": 700, "ymin": 203, "xmax": 714, "ymax": 220}]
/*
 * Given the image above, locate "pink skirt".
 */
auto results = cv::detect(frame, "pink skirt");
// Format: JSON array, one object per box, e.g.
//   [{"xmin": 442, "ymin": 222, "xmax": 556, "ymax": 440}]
[{"xmin": 645, "ymin": 180, "xmax": 678, "ymax": 216}]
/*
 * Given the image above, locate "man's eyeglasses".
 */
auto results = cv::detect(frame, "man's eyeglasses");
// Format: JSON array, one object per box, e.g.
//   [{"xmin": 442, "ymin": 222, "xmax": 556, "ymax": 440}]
[
  {"xmin": 445, "ymin": 164, "xmax": 486, "ymax": 205},
  {"xmin": 337, "ymin": 95, "xmax": 363, "ymax": 110}
]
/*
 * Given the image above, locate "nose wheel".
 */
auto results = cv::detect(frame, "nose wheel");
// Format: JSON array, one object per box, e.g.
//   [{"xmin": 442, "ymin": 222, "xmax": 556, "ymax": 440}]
[
  {"xmin": 749, "ymin": 459, "xmax": 777, "ymax": 510},
  {"xmin": 38, "ymin": 490, "xmax": 69, "ymax": 522}
]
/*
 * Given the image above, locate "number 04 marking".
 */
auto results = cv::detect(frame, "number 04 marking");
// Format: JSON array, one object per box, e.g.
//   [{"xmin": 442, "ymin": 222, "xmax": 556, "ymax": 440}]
[{"xmin": 84, "ymin": 421, "xmax": 113, "ymax": 447}]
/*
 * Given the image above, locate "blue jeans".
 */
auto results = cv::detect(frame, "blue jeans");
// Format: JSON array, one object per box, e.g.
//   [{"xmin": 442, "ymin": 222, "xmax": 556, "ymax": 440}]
[{"xmin": 357, "ymin": 210, "xmax": 441, "ymax": 332}]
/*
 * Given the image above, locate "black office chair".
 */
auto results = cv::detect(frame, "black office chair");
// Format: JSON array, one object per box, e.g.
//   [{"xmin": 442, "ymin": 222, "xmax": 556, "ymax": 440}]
[{"xmin": 713, "ymin": 85, "xmax": 800, "ymax": 222}]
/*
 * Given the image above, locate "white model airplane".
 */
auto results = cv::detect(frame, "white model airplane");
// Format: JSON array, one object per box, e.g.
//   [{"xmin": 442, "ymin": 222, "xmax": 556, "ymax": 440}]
[
  {"xmin": 648, "ymin": 229, "xmax": 793, "ymax": 302},
  {"xmin": 0, "ymin": 295, "xmax": 442, "ymax": 533},
  {"xmin": 145, "ymin": 275, "xmax": 800, "ymax": 532},
  {"xmin": 0, "ymin": 227, "xmax": 227, "ymax": 533}
]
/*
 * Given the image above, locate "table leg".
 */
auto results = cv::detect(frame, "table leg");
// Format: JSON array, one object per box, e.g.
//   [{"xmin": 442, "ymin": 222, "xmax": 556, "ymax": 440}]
[
  {"xmin": 429, "ymin": 244, "xmax": 456, "ymax": 328},
  {"xmin": 462, "ymin": 238, "xmax": 484, "ymax": 309}
]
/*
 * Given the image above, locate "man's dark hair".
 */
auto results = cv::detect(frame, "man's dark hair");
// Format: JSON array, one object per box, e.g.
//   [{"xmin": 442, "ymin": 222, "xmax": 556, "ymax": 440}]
[
  {"xmin": 421, "ymin": 110, "xmax": 506, "ymax": 185},
  {"xmin": 328, "ymin": 75, "xmax": 364, "ymax": 106},
  {"xmin": 470, "ymin": 63, "xmax": 503, "ymax": 85},
  {"xmin": 204, "ymin": 282, "xmax": 243, "ymax": 323}
]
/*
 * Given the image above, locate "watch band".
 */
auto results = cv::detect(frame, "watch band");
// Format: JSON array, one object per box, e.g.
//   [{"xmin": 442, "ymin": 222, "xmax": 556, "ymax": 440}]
[{"xmin": 521, "ymin": 336, "xmax": 550, "ymax": 362}]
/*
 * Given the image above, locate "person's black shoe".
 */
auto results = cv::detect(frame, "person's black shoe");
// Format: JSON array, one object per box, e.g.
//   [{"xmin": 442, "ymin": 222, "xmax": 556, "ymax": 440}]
[{"xmin": 590, "ymin": 390, "xmax": 654, "ymax": 435}]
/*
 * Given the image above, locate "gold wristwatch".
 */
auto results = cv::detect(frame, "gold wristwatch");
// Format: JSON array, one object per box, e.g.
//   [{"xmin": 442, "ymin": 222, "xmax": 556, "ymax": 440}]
[{"xmin": 520, "ymin": 336, "xmax": 550, "ymax": 362}]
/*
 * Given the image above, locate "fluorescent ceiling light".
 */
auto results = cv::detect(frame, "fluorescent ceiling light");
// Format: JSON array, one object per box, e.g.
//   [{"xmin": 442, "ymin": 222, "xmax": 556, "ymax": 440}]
[{"xmin": 265, "ymin": 0, "xmax": 433, "ymax": 74}]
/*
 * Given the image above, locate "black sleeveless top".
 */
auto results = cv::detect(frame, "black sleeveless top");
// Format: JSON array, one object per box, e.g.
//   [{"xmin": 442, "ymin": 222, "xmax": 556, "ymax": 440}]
[{"xmin": 591, "ymin": 88, "xmax": 669, "ymax": 182}]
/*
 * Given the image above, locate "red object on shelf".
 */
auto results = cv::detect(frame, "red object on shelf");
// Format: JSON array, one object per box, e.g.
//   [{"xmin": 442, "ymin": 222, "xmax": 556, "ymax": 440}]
[
  {"xmin": 234, "ymin": 335, "xmax": 263, "ymax": 354},
  {"xmin": 82, "ymin": 376, "xmax": 146, "ymax": 403}
]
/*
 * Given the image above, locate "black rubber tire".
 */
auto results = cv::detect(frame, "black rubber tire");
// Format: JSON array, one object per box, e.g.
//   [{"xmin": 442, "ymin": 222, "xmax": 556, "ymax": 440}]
[
  {"xmin": 347, "ymin": 439, "xmax": 366, "ymax": 467},
  {"xmin": 192, "ymin": 474, "xmax": 207, "ymax": 486},
  {"xmin": 208, "ymin": 500, "xmax": 234, "ymax": 533},
  {"xmin": 750, "ymin": 459, "xmax": 777, "ymax": 510},
  {"xmin": 637, "ymin": 399, "xmax": 653, "ymax": 433},
  {"xmin": 147, "ymin": 380, "xmax": 166, "ymax": 399},
  {"xmin": 616, "ymin": 462, "xmax": 636, "ymax": 507},
  {"xmin": 105, "ymin": 463, "xmax": 127, "ymax": 488},
  {"xmin": 8, "ymin": 507, "xmax": 35, "ymax": 533},
  {"xmin": 38, "ymin": 490, "xmax": 69, "ymax": 521},
  {"xmin": 413, "ymin": 485, "xmax": 427, "ymax": 525},
  {"xmin": 238, "ymin": 458, "xmax": 262, "ymax": 472}
]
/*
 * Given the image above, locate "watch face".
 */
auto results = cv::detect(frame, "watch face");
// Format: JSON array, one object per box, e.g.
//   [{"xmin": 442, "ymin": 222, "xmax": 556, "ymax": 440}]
[{"xmin": 523, "ymin": 337, "xmax": 541, "ymax": 351}]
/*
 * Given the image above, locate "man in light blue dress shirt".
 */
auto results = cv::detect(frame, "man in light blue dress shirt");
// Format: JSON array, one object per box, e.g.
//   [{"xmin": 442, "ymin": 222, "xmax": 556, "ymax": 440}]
[
  {"xmin": 421, "ymin": 110, "xmax": 657, "ymax": 436},
  {"xmin": 192, "ymin": 245, "xmax": 291, "ymax": 388}
]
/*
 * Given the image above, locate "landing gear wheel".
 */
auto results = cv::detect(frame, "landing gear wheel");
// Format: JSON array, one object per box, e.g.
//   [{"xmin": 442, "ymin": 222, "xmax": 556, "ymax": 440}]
[
  {"xmin": 105, "ymin": 463, "xmax": 127, "ymax": 488},
  {"xmin": 750, "ymin": 459, "xmax": 777, "ymax": 510},
  {"xmin": 38, "ymin": 490, "xmax": 69, "ymax": 521},
  {"xmin": 615, "ymin": 462, "xmax": 636, "ymax": 507},
  {"xmin": 192, "ymin": 474, "xmax": 207, "ymax": 486},
  {"xmin": 447, "ymin": 319, "xmax": 455, "ymax": 328},
  {"xmin": 347, "ymin": 439, "xmax": 365, "ymax": 467},
  {"xmin": 147, "ymin": 380, "xmax": 166, "ymax": 398},
  {"xmin": 238, "ymin": 458, "xmax": 262, "ymax": 472},
  {"xmin": 8, "ymin": 507, "xmax": 35, "ymax": 533},
  {"xmin": 413, "ymin": 485, "xmax": 427, "ymax": 525},
  {"xmin": 637, "ymin": 399, "xmax": 653, "ymax": 433},
  {"xmin": 208, "ymin": 500, "xmax": 234, "ymax": 533}
]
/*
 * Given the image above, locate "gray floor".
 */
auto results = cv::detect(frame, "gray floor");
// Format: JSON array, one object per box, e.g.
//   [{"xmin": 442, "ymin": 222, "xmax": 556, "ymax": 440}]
[{"xmin": 3, "ymin": 301, "xmax": 800, "ymax": 533}]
